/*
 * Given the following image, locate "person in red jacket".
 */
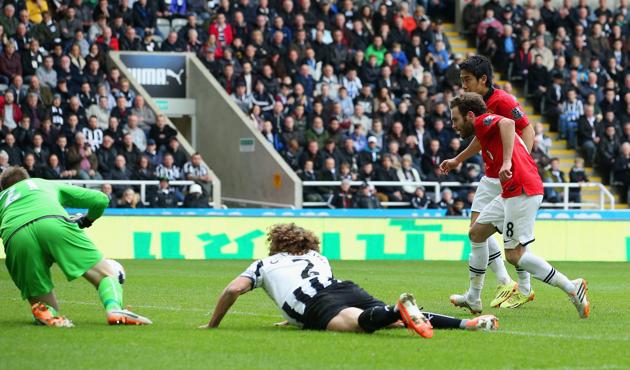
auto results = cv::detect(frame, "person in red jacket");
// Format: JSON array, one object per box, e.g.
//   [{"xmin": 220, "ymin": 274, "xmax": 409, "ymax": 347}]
[
  {"xmin": 208, "ymin": 13, "xmax": 233, "ymax": 49},
  {"xmin": 0, "ymin": 90, "xmax": 23, "ymax": 131}
]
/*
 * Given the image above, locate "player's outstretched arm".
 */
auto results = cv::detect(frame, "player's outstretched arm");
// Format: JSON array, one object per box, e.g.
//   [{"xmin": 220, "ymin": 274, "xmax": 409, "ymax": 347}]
[
  {"xmin": 520, "ymin": 123, "xmax": 535, "ymax": 153},
  {"xmin": 201, "ymin": 276, "xmax": 253, "ymax": 329},
  {"xmin": 498, "ymin": 118, "xmax": 516, "ymax": 182},
  {"xmin": 57, "ymin": 183, "xmax": 110, "ymax": 223},
  {"xmin": 440, "ymin": 137, "xmax": 481, "ymax": 174}
]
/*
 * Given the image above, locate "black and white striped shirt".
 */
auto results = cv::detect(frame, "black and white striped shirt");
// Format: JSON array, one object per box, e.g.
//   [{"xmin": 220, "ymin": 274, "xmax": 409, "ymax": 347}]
[
  {"xmin": 182, "ymin": 162, "xmax": 209, "ymax": 178},
  {"xmin": 155, "ymin": 164, "xmax": 181, "ymax": 181},
  {"xmin": 82, "ymin": 127, "xmax": 104, "ymax": 151},
  {"xmin": 240, "ymin": 251, "xmax": 338, "ymax": 326}
]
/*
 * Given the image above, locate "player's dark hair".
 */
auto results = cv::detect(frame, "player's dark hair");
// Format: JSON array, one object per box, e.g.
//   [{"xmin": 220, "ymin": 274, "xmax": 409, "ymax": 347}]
[
  {"xmin": 460, "ymin": 55, "xmax": 493, "ymax": 87},
  {"xmin": 450, "ymin": 92, "xmax": 487, "ymax": 117},
  {"xmin": 0, "ymin": 166, "xmax": 29, "ymax": 190},
  {"xmin": 267, "ymin": 223, "xmax": 320, "ymax": 256}
]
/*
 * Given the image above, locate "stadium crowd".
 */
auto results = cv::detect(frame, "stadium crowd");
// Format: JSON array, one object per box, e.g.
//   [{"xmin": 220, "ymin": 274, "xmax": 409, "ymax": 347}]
[
  {"xmin": 0, "ymin": 0, "xmax": 628, "ymax": 209},
  {"xmin": 0, "ymin": 0, "xmax": 215, "ymax": 207}
]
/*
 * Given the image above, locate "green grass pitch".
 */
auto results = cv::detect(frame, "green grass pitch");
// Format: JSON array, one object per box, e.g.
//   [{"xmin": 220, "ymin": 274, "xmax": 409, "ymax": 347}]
[{"xmin": 1, "ymin": 260, "xmax": 629, "ymax": 369}]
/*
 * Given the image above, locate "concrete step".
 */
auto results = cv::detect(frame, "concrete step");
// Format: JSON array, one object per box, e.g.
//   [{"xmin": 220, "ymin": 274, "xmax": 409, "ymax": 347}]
[
  {"xmin": 445, "ymin": 31, "xmax": 460, "ymax": 37},
  {"xmin": 452, "ymin": 46, "xmax": 477, "ymax": 53},
  {"xmin": 549, "ymin": 148, "xmax": 575, "ymax": 156}
]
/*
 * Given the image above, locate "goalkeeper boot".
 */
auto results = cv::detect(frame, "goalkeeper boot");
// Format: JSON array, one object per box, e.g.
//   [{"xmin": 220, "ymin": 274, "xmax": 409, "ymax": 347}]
[
  {"xmin": 396, "ymin": 293, "xmax": 433, "ymax": 339},
  {"xmin": 569, "ymin": 278, "xmax": 590, "ymax": 319},
  {"xmin": 464, "ymin": 315, "xmax": 499, "ymax": 331},
  {"xmin": 107, "ymin": 308, "xmax": 153, "ymax": 325},
  {"xmin": 490, "ymin": 280, "xmax": 518, "ymax": 308},
  {"xmin": 499, "ymin": 289, "xmax": 535, "ymax": 309},
  {"xmin": 450, "ymin": 293, "xmax": 482, "ymax": 314},
  {"xmin": 31, "ymin": 303, "xmax": 74, "ymax": 328}
]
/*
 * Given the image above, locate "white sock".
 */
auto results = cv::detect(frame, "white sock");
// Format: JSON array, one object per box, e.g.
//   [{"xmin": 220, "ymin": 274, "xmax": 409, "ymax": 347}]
[
  {"xmin": 517, "ymin": 252, "xmax": 575, "ymax": 294},
  {"xmin": 515, "ymin": 267, "xmax": 531, "ymax": 295},
  {"xmin": 486, "ymin": 236, "xmax": 511, "ymax": 285},
  {"xmin": 467, "ymin": 241, "xmax": 488, "ymax": 301}
]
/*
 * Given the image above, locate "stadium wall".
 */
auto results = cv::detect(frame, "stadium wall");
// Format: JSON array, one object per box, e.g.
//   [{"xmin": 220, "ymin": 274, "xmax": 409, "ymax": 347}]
[{"xmin": 1, "ymin": 210, "xmax": 627, "ymax": 262}]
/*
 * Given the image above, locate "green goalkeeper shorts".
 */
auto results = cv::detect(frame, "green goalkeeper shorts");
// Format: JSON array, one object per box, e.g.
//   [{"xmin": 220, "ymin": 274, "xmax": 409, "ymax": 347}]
[{"xmin": 4, "ymin": 216, "xmax": 103, "ymax": 300}]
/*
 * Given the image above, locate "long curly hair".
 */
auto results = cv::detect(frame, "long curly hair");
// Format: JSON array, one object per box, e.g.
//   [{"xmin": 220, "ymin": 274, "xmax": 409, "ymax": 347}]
[{"xmin": 267, "ymin": 223, "xmax": 320, "ymax": 256}]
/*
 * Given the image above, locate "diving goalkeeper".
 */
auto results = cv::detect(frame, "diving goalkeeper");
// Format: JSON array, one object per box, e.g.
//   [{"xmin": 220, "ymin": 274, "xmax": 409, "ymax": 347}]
[{"xmin": 0, "ymin": 166, "xmax": 151, "ymax": 327}]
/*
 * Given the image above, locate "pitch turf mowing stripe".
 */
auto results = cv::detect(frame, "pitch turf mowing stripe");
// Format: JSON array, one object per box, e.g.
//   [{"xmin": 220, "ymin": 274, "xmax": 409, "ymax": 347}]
[{"xmin": 501, "ymin": 330, "xmax": 630, "ymax": 342}]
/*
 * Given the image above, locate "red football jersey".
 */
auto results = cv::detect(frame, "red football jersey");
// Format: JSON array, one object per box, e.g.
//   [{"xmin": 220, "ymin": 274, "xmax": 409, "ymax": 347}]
[
  {"xmin": 484, "ymin": 87, "xmax": 529, "ymax": 135},
  {"xmin": 474, "ymin": 113, "xmax": 543, "ymax": 198}
]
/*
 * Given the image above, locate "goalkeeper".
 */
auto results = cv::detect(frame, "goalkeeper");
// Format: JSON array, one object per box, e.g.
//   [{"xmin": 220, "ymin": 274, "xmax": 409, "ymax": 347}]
[{"xmin": 0, "ymin": 166, "xmax": 151, "ymax": 327}]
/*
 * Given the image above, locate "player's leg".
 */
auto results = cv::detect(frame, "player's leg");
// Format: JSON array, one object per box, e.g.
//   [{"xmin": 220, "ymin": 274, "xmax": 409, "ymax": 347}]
[
  {"xmin": 451, "ymin": 195, "xmax": 502, "ymax": 313},
  {"xmin": 40, "ymin": 218, "xmax": 152, "ymax": 325},
  {"xmin": 5, "ymin": 224, "xmax": 73, "ymax": 327},
  {"xmin": 469, "ymin": 178, "xmax": 516, "ymax": 306},
  {"xmin": 502, "ymin": 195, "xmax": 589, "ymax": 318}
]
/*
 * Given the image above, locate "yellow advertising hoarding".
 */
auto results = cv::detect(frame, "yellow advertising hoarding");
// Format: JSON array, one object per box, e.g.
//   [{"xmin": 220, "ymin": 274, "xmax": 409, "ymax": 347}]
[{"xmin": 2, "ymin": 216, "xmax": 627, "ymax": 261}]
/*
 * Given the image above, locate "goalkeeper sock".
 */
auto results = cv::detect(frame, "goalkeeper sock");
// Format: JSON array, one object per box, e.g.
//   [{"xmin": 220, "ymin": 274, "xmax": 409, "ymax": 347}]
[
  {"xmin": 486, "ymin": 237, "xmax": 511, "ymax": 285},
  {"xmin": 422, "ymin": 312, "xmax": 462, "ymax": 329},
  {"xmin": 358, "ymin": 305, "xmax": 400, "ymax": 333},
  {"xmin": 517, "ymin": 252, "xmax": 575, "ymax": 294},
  {"xmin": 467, "ymin": 241, "xmax": 488, "ymax": 301},
  {"xmin": 98, "ymin": 276, "xmax": 123, "ymax": 312}
]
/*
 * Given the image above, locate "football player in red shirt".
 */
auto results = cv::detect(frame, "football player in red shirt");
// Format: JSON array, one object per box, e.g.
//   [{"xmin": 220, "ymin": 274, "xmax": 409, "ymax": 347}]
[
  {"xmin": 448, "ymin": 93, "xmax": 589, "ymax": 319},
  {"xmin": 441, "ymin": 55, "xmax": 535, "ymax": 310}
]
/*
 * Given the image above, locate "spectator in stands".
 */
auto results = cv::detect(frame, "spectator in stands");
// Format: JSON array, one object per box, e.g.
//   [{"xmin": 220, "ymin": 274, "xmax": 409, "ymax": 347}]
[
  {"xmin": 397, "ymin": 154, "xmax": 422, "ymax": 200},
  {"xmin": 327, "ymin": 179, "xmax": 354, "ymax": 209},
  {"xmin": 300, "ymin": 159, "xmax": 323, "ymax": 203},
  {"xmin": 410, "ymin": 186, "xmax": 432, "ymax": 209},
  {"xmin": 598, "ymin": 125, "xmax": 621, "ymax": 184},
  {"xmin": 543, "ymin": 157, "xmax": 566, "ymax": 203},
  {"xmin": 353, "ymin": 182, "xmax": 381, "ymax": 209},
  {"xmin": 87, "ymin": 95, "xmax": 111, "ymax": 129},
  {"xmin": 375, "ymin": 155, "xmax": 402, "ymax": 203},
  {"xmin": 118, "ymin": 188, "xmax": 142, "ymax": 208},
  {"xmin": 534, "ymin": 122, "xmax": 553, "ymax": 155},
  {"xmin": 83, "ymin": 115, "xmax": 104, "ymax": 151},
  {"xmin": 100, "ymin": 183, "xmax": 116, "ymax": 208},
  {"xmin": 149, "ymin": 114, "xmax": 177, "ymax": 151},
  {"xmin": 68, "ymin": 132, "xmax": 101, "ymax": 180},
  {"xmin": 151, "ymin": 177, "xmax": 178, "ymax": 208},
  {"xmin": 577, "ymin": 104, "xmax": 601, "ymax": 167},
  {"xmin": 119, "ymin": 133, "xmax": 141, "ymax": 171},
  {"xmin": 130, "ymin": 95, "xmax": 155, "ymax": 131},
  {"xmin": 167, "ymin": 137, "xmax": 188, "ymax": 168},
  {"xmin": 559, "ymin": 88, "xmax": 584, "ymax": 150},
  {"xmin": 110, "ymin": 154, "xmax": 132, "ymax": 197},
  {"xmin": 183, "ymin": 152, "xmax": 212, "ymax": 196},
  {"xmin": 436, "ymin": 188, "xmax": 455, "ymax": 210},
  {"xmin": 569, "ymin": 157, "xmax": 589, "ymax": 203},
  {"xmin": 0, "ymin": 90, "xmax": 22, "ymax": 131},
  {"xmin": 184, "ymin": 183, "xmax": 210, "ymax": 208},
  {"xmin": 614, "ymin": 143, "xmax": 630, "ymax": 204},
  {"xmin": 124, "ymin": 114, "xmax": 146, "ymax": 152}
]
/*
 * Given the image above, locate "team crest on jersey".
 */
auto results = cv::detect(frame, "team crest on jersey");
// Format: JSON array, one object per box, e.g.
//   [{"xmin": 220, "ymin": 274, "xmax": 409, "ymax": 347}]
[
  {"xmin": 512, "ymin": 107, "xmax": 524, "ymax": 119},
  {"xmin": 483, "ymin": 115, "xmax": 495, "ymax": 126}
]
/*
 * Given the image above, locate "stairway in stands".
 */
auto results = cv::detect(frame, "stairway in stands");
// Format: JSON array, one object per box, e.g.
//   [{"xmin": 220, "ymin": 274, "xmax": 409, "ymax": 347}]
[{"xmin": 444, "ymin": 23, "xmax": 624, "ymax": 209}]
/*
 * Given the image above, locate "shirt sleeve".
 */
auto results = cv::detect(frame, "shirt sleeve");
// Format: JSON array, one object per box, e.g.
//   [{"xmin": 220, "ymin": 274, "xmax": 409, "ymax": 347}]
[
  {"xmin": 500, "ymin": 97, "xmax": 529, "ymax": 132},
  {"xmin": 474, "ymin": 114, "xmax": 501, "ymax": 138},
  {"xmin": 240, "ymin": 260, "xmax": 263, "ymax": 289},
  {"xmin": 56, "ymin": 182, "xmax": 110, "ymax": 220}
]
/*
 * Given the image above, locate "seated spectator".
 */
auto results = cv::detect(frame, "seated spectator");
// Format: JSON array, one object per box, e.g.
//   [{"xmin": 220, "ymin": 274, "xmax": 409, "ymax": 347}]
[
  {"xmin": 118, "ymin": 133, "xmax": 142, "ymax": 171},
  {"xmin": 166, "ymin": 137, "xmax": 188, "ymax": 168},
  {"xmin": 0, "ymin": 90, "xmax": 23, "ymax": 131},
  {"xmin": 149, "ymin": 114, "xmax": 177, "ymax": 151},
  {"xmin": 577, "ymin": 105, "xmax": 601, "ymax": 167},
  {"xmin": 598, "ymin": 125, "xmax": 620, "ymax": 184},
  {"xmin": 411, "ymin": 186, "xmax": 433, "ymax": 209},
  {"xmin": 446, "ymin": 199, "xmax": 467, "ymax": 217},
  {"xmin": 110, "ymin": 94, "xmax": 129, "ymax": 127},
  {"xmin": 150, "ymin": 177, "xmax": 177, "ymax": 208},
  {"xmin": 375, "ymin": 155, "xmax": 403, "ymax": 203},
  {"xmin": 22, "ymin": 153, "xmax": 39, "ymax": 178},
  {"xmin": 559, "ymin": 89, "xmax": 584, "ymax": 149},
  {"xmin": 1, "ymin": 133, "xmax": 23, "ymax": 165},
  {"xmin": 36, "ymin": 55, "xmax": 57, "ymax": 89},
  {"xmin": 534, "ymin": 122, "xmax": 552, "ymax": 155},
  {"xmin": 87, "ymin": 95, "xmax": 112, "ymax": 129},
  {"xmin": 183, "ymin": 184, "xmax": 210, "ymax": 208},
  {"xmin": 96, "ymin": 134, "xmax": 117, "ymax": 178},
  {"xmin": 0, "ymin": 150, "xmax": 9, "ymax": 173},
  {"xmin": 435, "ymin": 188, "xmax": 455, "ymax": 209},
  {"xmin": 327, "ymin": 179, "xmax": 354, "ymax": 209},
  {"xmin": 27, "ymin": 133, "xmax": 49, "ymax": 166},
  {"xmin": 353, "ymin": 183, "xmax": 381, "ymax": 209},
  {"xmin": 614, "ymin": 143, "xmax": 630, "ymax": 204},
  {"xmin": 299, "ymin": 159, "xmax": 323, "ymax": 203},
  {"xmin": 110, "ymin": 154, "xmax": 133, "ymax": 196},
  {"xmin": 397, "ymin": 154, "xmax": 422, "ymax": 200},
  {"xmin": 118, "ymin": 188, "xmax": 142, "ymax": 208},
  {"xmin": 82, "ymin": 115, "xmax": 104, "ymax": 151},
  {"xmin": 569, "ymin": 157, "xmax": 589, "ymax": 204},
  {"xmin": 124, "ymin": 114, "xmax": 147, "ymax": 152},
  {"xmin": 543, "ymin": 158, "xmax": 566, "ymax": 203},
  {"xmin": 183, "ymin": 152, "xmax": 212, "ymax": 196},
  {"xmin": 101, "ymin": 183, "xmax": 117, "ymax": 208},
  {"xmin": 422, "ymin": 139, "xmax": 443, "ymax": 176},
  {"xmin": 67, "ymin": 132, "xmax": 102, "ymax": 180}
]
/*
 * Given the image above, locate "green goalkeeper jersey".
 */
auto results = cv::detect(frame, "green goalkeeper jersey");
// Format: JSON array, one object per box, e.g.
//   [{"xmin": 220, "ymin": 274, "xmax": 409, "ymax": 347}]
[{"xmin": 0, "ymin": 178, "xmax": 109, "ymax": 242}]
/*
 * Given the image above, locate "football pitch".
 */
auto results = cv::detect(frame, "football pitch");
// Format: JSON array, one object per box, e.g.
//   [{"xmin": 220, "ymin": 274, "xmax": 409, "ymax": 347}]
[{"xmin": 1, "ymin": 260, "xmax": 629, "ymax": 370}]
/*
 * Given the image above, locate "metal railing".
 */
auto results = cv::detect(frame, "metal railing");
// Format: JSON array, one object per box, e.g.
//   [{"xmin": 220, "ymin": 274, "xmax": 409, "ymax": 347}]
[
  {"xmin": 54, "ymin": 179, "xmax": 223, "ymax": 209},
  {"xmin": 302, "ymin": 181, "xmax": 616, "ymax": 210}
]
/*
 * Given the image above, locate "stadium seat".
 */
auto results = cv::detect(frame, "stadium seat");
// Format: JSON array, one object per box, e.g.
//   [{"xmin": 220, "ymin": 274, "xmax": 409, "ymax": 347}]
[
  {"xmin": 156, "ymin": 18, "xmax": 171, "ymax": 37},
  {"xmin": 171, "ymin": 18, "xmax": 188, "ymax": 33}
]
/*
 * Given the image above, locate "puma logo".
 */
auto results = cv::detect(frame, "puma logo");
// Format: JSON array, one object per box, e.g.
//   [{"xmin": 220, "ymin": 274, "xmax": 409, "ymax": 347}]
[{"xmin": 166, "ymin": 69, "xmax": 184, "ymax": 85}]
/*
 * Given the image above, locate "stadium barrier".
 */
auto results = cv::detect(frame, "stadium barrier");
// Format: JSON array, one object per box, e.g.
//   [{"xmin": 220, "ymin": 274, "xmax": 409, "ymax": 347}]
[
  {"xmin": 302, "ymin": 181, "xmax": 616, "ymax": 210},
  {"xmin": 2, "ymin": 209, "xmax": 627, "ymax": 262}
]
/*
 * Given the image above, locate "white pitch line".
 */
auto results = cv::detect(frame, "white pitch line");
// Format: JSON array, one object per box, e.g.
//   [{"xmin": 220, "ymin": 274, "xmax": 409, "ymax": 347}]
[{"xmin": 501, "ymin": 330, "xmax": 630, "ymax": 342}]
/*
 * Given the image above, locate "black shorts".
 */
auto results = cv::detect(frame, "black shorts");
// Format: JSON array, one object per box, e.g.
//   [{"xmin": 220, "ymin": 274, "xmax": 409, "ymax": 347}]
[{"xmin": 301, "ymin": 280, "xmax": 385, "ymax": 330}]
